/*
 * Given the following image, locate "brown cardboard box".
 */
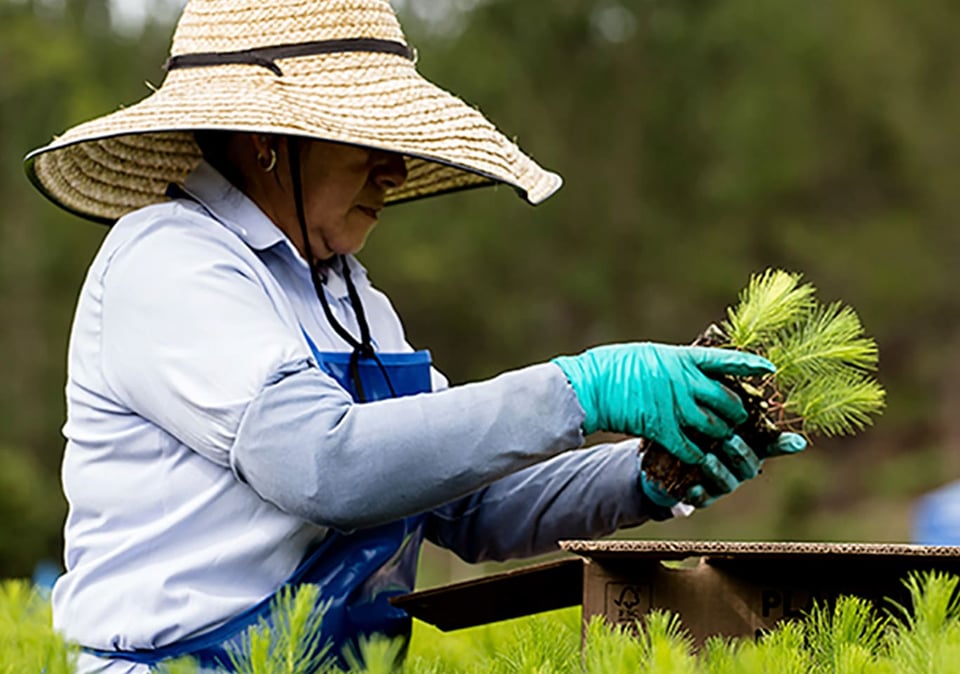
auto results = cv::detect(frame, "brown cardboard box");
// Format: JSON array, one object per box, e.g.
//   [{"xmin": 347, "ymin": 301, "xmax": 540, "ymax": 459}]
[{"xmin": 393, "ymin": 540, "xmax": 960, "ymax": 644}]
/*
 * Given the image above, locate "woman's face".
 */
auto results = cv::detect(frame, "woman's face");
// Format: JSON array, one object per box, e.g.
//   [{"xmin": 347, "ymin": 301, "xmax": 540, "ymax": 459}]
[{"xmin": 297, "ymin": 140, "xmax": 408, "ymax": 261}]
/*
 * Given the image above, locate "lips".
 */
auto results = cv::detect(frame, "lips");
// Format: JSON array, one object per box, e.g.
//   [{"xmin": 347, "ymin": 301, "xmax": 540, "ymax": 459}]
[{"xmin": 356, "ymin": 205, "xmax": 381, "ymax": 220}]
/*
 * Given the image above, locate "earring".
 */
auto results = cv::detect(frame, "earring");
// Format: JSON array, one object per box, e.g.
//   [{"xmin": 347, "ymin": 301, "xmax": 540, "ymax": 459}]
[{"xmin": 257, "ymin": 148, "xmax": 277, "ymax": 173}]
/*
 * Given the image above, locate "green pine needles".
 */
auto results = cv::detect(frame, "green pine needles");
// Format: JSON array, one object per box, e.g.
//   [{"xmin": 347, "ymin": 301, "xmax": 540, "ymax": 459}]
[
  {"xmin": 0, "ymin": 580, "xmax": 77, "ymax": 674},
  {"xmin": 157, "ymin": 585, "xmax": 335, "ymax": 674},
  {"xmin": 719, "ymin": 268, "xmax": 885, "ymax": 438},
  {"xmin": 642, "ymin": 267, "xmax": 886, "ymax": 499},
  {"xmin": 10, "ymin": 572, "xmax": 960, "ymax": 673}
]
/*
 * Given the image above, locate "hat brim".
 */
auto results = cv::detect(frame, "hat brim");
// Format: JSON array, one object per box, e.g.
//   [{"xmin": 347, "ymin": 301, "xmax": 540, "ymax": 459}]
[{"xmin": 26, "ymin": 53, "xmax": 562, "ymax": 223}]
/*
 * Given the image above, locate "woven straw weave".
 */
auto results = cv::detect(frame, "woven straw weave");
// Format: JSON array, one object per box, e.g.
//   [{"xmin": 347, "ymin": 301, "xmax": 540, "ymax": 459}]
[{"xmin": 26, "ymin": 0, "xmax": 562, "ymax": 223}]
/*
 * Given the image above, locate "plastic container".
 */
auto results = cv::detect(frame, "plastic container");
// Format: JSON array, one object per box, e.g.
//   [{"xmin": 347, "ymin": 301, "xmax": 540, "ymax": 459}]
[{"xmin": 913, "ymin": 481, "xmax": 960, "ymax": 545}]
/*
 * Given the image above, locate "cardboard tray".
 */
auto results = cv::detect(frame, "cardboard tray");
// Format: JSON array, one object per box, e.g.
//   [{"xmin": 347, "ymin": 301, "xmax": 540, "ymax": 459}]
[{"xmin": 393, "ymin": 540, "xmax": 960, "ymax": 643}]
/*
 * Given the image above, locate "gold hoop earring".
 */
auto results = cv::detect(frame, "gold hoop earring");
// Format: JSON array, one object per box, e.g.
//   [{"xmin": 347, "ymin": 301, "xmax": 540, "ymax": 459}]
[{"xmin": 257, "ymin": 148, "xmax": 277, "ymax": 173}]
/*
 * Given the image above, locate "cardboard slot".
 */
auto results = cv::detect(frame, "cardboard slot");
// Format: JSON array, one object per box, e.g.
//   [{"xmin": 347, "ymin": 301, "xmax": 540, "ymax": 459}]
[{"xmin": 391, "ymin": 558, "xmax": 582, "ymax": 631}]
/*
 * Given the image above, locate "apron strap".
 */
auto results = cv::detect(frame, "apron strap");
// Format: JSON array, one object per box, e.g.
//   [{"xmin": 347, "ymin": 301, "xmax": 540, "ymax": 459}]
[{"xmin": 312, "ymin": 257, "xmax": 397, "ymax": 401}]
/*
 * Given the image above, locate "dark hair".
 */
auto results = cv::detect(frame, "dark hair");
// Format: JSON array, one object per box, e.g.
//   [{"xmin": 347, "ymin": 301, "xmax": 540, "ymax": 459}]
[{"xmin": 194, "ymin": 130, "xmax": 243, "ymax": 187}]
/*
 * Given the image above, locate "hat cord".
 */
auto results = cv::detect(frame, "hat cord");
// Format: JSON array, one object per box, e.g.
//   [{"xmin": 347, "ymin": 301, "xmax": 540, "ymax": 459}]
[
  {"xmin": 288, "ymin": 140, "xmax": 396, "ymax": 402},
  {"xmin": 164, "ymin": 37, "xmax": 415, "ymax": 78}
]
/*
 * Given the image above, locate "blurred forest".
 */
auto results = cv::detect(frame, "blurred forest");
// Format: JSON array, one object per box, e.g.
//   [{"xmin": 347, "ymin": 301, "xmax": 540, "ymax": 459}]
[{"xmin": 2, "ymin": 0, "xmax": 960, "ymax": 585}]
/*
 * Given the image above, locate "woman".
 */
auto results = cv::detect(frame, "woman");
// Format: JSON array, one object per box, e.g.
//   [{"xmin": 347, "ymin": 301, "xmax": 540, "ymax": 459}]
[{"xmin": 25, "ymin": 0, "xmax": 805, "ymax": 671}]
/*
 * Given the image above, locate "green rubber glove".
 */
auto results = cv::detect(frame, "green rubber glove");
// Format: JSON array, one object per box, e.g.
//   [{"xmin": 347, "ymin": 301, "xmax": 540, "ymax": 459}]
[
  {"xmin": 552, "ymin": 343, "xmax": 776, "ymax": 462},
  {"xmin": 640, "ymin": 432, "xmax": 808, "ymax": 509}
]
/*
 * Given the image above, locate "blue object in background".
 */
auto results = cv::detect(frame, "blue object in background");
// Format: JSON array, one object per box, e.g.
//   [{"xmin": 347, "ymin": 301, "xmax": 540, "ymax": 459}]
[
  {"xmin": 32, "ymin": 559, "xmax": 61, "ymax": 599},
  {"xmin": 913, "ymin": 481, "xmax": 960, "ymax": 545}
]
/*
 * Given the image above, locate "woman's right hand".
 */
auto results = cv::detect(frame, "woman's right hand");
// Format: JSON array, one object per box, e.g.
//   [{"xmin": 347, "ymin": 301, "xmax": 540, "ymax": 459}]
[{"xmin": 551, "ymin": 343, "xmax": 775, "ymax": 464}]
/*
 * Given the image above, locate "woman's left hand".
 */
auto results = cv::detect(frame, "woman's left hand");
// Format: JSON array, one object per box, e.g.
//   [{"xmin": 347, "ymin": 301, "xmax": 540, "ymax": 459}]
[
  {"xmin": 551, "ymin": 342, "xmax": 776, "ymax": 462},
  {"xmin": 641, "ymin": 432, "xmax": 808, "ymax": 509}
]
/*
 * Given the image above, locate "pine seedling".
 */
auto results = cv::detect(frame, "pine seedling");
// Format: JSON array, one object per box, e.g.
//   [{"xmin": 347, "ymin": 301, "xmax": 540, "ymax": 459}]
[
  {"xmin": 583, "ymin": 615, "xmax": 648, "ymax": 674},
  {"xmin": 643, "ymin": 268, "xmax": 885, "ymax": 499},
  {"xmin": 750, "ymin": 621, "xmax": 813, "ymax": 674},
  {"xmin": 884, "ymin": 571, "xmax": 960, "ymax": 645},
  {"xmin": 882, "ymin": 571, "xmax": 960, "ymax": 674},
  {"xmin": 637, "ymin": 610, "xmax": 699, "ymax": 674},
  {"xmin": 723, "ymin": 269, "xmax": 817, "ymax": 351},
  {"xmin": 737, "ymin": 299, "xmax": 884, "ymax": 438},
  {"xmin": 0, "ymin": 580, "xmax": 77, "ymax": 674},
  {"xmin": 721, "ymin": 270, "xmax": 885, "ymax": 440},
  {"xmin": 226, "ymin": 584, "xmax": 335, "ymax": 674},
  {"xmin": 832, "ymin": 645, "xmax": 885, "ymax": 674},
  {"xmin": 699, "ymin": 635, "xmax": 741, "ymax": 673},
  {"xmin": 804, "ymin": 596, "xmax": 887, "ymax": 672},
  {"xmin": 342, "ymin": 634, "xmax": 407, "ymax": 674},
  {"xmin": 487, "ymin": 609, "xmax": 580, "ymax": 674}
]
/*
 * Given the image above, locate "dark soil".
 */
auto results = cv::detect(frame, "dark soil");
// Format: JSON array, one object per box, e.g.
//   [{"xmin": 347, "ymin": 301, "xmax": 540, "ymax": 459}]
[{"xmin": 640, "ymin": 324, "xmax": 781, "ymax": 501}]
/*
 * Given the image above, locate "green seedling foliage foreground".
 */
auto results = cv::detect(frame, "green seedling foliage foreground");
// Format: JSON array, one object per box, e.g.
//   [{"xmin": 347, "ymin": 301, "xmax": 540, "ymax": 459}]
[
  {"xmin": 11, "ymin": 571, "xmax": 960, "ymax": 673},
  {"xmin": 883, "ymin": 571, "xmax": 960, "ymax": 674},
  {"xmin": 0, "ymin": 580, "xmax": 76, "ymax": 674},
  {"xmin": 804, "ymin": 595, "xmax": 888, "ymax": 672}
]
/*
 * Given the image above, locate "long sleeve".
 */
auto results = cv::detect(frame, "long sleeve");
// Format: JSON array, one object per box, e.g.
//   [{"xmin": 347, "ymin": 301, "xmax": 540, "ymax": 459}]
[
  {"xmin": 424, "ymin": 438, "xmax": 672, "ymax": 563},
  {"xmin": 230, "ymin": 362, "xmax": 586, "ymax": 531}
]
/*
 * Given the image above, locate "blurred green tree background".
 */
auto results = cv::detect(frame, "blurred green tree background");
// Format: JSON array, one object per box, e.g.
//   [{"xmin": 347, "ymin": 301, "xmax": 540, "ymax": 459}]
[{"xmin": 2, "ymin": 0, "xmax": 959, "ymax": 583}]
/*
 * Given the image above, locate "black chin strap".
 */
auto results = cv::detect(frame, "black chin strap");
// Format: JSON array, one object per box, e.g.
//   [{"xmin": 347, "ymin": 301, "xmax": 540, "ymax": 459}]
[{"xmin": 288, "ymin": 141, "xmax": 396, "ymax": 402}]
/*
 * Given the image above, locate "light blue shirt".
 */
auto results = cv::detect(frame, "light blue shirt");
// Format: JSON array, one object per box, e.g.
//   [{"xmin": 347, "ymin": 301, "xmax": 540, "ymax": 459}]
[{"xmin": 57, "ymin": 162, "xmax": 663, "ymax": 673}]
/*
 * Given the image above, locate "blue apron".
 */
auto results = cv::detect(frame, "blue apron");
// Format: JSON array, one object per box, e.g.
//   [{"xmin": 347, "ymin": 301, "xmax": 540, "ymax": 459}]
[{"xmin": 86, "ymin": 335, "xmax": 434, "ymax": 670}]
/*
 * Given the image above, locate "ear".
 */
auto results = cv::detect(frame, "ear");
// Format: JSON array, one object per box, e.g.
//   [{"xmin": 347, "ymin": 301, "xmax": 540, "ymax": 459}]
[
  {"xmin": 253, "ymin": 134, "xmax": 294, "ymax": 173},
  {"xmin": 250, "ymin": 133, "xmax": 275, "ymax": 158}
]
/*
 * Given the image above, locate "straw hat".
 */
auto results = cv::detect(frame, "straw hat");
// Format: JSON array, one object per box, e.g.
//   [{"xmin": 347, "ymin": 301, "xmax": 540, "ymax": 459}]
[{"xmin": 25, "ymin": 0, "xmax": 563, "ymax": 224}]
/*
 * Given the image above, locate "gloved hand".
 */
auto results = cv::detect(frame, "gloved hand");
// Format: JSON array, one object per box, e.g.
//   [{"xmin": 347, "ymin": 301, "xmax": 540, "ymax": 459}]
[
  {"xmin": 552, "ymin": 343, "xmax": 776, "ymax": 462},
  {"xmin": 640, "ymin": 432, "xmax": 808, "ymax": 509}
]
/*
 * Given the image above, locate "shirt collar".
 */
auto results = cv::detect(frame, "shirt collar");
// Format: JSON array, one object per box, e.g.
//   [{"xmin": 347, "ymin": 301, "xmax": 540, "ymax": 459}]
[
  {"xmin": 179, "ymin": 161, "xmax": 367, "ymax": 301},
  {"xmin": 181, "ymin": 161, "xmax": 287, "ymax": 252}
]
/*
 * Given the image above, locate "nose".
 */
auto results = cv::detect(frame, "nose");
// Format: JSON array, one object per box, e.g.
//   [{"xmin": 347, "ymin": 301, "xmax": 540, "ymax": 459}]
[{"xmin": 371, "ymin": 151, "xmax": 408, "ymax": 191}]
